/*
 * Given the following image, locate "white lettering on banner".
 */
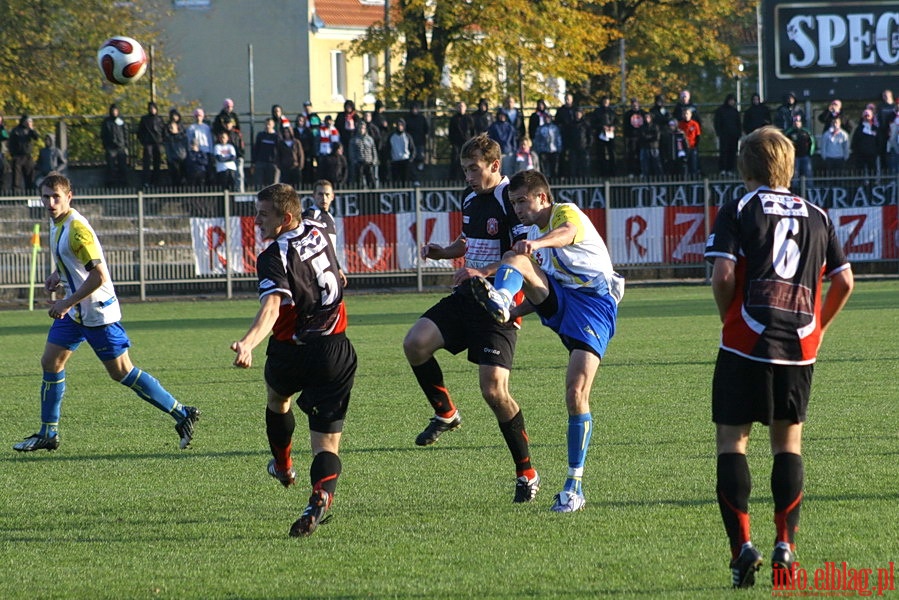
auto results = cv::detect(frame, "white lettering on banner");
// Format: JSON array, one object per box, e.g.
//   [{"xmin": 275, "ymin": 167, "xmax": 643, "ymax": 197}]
[
  {"xmin": 356, "ymin": 222, "xmax": 388, "ymax": 270},
  {"xmin": 671, "ymin": 212, "xmax": 706, "ymax": 261},
  {"xmin": 831, "ymin": 207, "xmax": 882, "ymax": 260},
  {"xmin": 608, "ymin": 207, "xmax": 664, "ymax": 264},
  {"xmin": 189, "ymin": 217, "xmax": 258, "ymax": 275},
  {"xmin": 786, "ymin": 11, "xmax": 899, "ymax": 68}
]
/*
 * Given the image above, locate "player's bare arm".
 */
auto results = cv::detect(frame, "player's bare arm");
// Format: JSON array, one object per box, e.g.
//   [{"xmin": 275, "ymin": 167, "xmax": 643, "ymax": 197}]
[
  {"xmin": 48, "ymin": 263, "xmax": 106, "ymax": 320},
  {"xmin": 514, "ymin": 221, "xmax": 578, "ymax": 255},
  {"xmin": 820, "ymin": 268, "xmax": 854, "ymax": 333},
  {"xmin": 231, "ymin": 293, "xmax": 283, "ymax": 368},
  {"xmin": 711, "ymin": 258, "xmax": 737, "ymax": 322},
  {"xmin": 421, "ymin": 234, "xmax": 466, "ymax": 260}
]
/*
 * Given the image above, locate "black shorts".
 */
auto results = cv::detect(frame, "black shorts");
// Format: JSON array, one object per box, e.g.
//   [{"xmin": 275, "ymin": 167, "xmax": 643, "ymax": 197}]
[
  {"xmin": 422, "ymin": 287, "xmax": 517, "ymax": 369},
  {"xmin": 712, "ymin": 349, "xmax": 813, "ymax": 426},
  {"xmin": 264, "ymin": 334, "xmax": 357, "ymax": 433}
]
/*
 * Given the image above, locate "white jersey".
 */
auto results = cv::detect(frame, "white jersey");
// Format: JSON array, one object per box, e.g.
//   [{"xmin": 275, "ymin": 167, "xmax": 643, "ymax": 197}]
[
  {"xmin": 529, "ymin": 202, "xmax": 622, "ymax": 300},
  {"xmin": 50, "ymin": 209, "xmax": 121, "ymax": 326}
]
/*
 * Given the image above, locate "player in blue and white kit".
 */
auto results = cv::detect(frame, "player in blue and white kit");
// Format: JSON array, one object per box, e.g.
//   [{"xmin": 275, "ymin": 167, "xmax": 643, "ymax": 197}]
[
  {"xmin": 471, "ymin": 169, "xmax": 624, "ymax": 513},
  {"xmin": 13, "ymin": 172, "xmax": 199, "ymax": 453}
]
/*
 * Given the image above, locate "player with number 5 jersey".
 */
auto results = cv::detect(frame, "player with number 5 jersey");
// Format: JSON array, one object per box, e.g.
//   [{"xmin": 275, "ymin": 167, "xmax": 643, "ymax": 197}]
[{"xmin": 232, "ymin": 183, "xmax": 357, "ymax": 538}]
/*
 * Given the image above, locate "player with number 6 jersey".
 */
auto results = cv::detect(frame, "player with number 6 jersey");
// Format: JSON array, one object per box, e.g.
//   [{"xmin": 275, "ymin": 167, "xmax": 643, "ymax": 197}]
[
  {"xmin": 703, "ymin": 126, "xmax": 853, "ymax": 589},
  {"xmin": 232, "ymin": 183, "xmax": 357, "ymax": 538}
]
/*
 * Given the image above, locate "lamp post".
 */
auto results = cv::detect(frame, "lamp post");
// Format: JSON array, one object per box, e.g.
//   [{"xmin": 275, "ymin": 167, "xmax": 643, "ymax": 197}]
[{"xmin": 735, "ymin": 60, "xmax": 745, "ymax": 111}]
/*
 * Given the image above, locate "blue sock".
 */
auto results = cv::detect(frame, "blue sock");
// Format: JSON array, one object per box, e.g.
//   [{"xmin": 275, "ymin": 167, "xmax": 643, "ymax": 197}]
[
  {"xmin": 39, "ymin": 371, "xmax": 65, "ymax": 437},
  {"xmin": 564, "ymin": 413, "xmax": 593, "ymax": 495},
  {"xmin": 120, "ymin": 367, "xmax": 185, "ymax": 419},
  {"xmin": 494, "ymin": 264, "xmax": 524, "ymax": 297}
]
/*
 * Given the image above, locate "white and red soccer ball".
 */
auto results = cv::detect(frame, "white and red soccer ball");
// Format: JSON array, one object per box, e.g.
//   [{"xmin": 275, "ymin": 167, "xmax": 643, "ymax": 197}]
[{"xmin": 97, "ymin": 36, "xmax": 148, "ymax": 85}]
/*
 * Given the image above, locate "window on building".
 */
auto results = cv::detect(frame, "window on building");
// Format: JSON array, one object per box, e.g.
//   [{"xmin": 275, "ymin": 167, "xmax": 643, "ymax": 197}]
[{"xmin": 332, "ymin": 51, "xmax": 347, "ymax": 100}]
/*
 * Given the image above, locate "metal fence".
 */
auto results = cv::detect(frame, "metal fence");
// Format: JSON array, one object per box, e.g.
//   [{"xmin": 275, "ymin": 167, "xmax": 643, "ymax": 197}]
[{"xmin": 1, "ymin": 174, "xmax": 896, "ymax": 303}]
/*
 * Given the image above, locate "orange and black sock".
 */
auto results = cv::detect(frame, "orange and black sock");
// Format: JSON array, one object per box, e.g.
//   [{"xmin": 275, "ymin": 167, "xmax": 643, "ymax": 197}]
[
  {"xmin": 772, "ymin": 452, "xmax": 803, "ymax": 551},
  {"xmin": 717, "ymin": 452, "xmax": 752, "ymax": 559},
  {"xmin": 310, "ymin": 450, "xmax": 342, "ymax": 498},
  {"xmin": 266, "ymin": 407, "xmax": 295, "ymax": 470},
  {"xmin": 499, "ymin": 410, "xmax": 536, "ymax": 480},
  {"xmin": 411, "ymin": 357, "xmax": 456, "ymax": 417}
]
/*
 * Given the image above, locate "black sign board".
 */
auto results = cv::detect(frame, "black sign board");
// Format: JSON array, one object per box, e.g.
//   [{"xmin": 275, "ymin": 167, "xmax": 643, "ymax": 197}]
[{"xmin": 761, "ymin": 0, "xmax": 899, "ymax": 102}]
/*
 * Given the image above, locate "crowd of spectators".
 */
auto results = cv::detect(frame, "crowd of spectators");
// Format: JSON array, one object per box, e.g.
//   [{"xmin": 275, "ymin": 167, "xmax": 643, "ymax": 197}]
[{"xmin": 2, "ymin": 87, "xmax": 899, "ymax": 191}]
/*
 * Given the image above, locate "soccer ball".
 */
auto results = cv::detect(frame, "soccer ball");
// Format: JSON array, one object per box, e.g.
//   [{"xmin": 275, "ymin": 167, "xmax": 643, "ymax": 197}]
[{"xmin": 97, "ymin": 36, "xmax": 148, "ymax": 85}]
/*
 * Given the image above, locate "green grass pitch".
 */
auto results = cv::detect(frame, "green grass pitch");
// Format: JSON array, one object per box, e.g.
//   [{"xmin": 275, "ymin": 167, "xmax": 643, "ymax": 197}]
[{"xmin": 1, "ymin": 281, "xmax": 896, "ymax": 599}]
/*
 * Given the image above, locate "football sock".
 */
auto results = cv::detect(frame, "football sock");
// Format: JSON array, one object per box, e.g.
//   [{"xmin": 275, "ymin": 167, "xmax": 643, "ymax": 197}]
[
  {"xmin": 772, "ymin": 452, "xmax": 804, "ymax": 551},
  {"xmin": 310, "ymin": 450, "xmax": 342, "ymax": 499},
  {"xmin": 498, "ymin": 410, "xmax": 536, "ymax": 479},
  {"xmin": 120, "ymin": 367, "xmax": 185, "ymax": 418},
  {"xmin": 717, "ymin": 452, "xmax": 752, "ymax": 559},
  {"xmin": 411, "ymin": 357, "xmax": 456, "ymax": 418},
  {"xmin": 266, "ymin": 407, "xmax": 296, "ymax": 470},
  {"xmin": 564, "ymin": 413, "xmax": 593, "ymax": 494},
  {"xmin": 39, "ymin": 371, "xmax": 65, "ymax": 437},
  {"xmin": 493, "ymin": 264, "xmax": 524, "ymax": 302}
]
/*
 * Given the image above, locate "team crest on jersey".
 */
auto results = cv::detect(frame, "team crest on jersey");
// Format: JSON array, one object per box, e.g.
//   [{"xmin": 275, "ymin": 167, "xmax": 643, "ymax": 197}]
[
  {"xmin": 486, "ymin": 218, "xmax": 499, "ymax": 236},
  {"xmin": 292, "ymin": 227, "xmax": 328, "ymax": 260},
  {"xmin": 759, "ymin": 193, "xmax": 809, "ymax": 217}
]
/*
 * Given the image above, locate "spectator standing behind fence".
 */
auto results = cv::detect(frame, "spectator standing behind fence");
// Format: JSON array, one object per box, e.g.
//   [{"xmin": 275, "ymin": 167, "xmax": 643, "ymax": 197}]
[
  {"xmin": 36, "ymin": 134, "xmax": 66, "ymax": 187},
  {"xmin": 508, "ymin": 137, "xmax": 539, "ymax": 175},
  {"xmin": 528, "ymin": 99, "xmax": 551, "ymax": 143},
  {"xmin": 488, "ymin": 109, "xmax": 517, "ymax": 164},
  {"xmin": 349, "ymin": 122, "xmax": 378, "ymax": 189},
  {"xmin": 185, "ymin": 140, "xmax": 208, "ymax": 187},
  {"xmin": 851, "ymin": 109, "xmax": 879, "ymax": 177},
  {"xmin": 186, "ymin": 108, "xmax": 213, "ymax": 185},
  {"xmin": 743, "ymin": 94, "xmax": 772, "ymax": 135},
  {"xmin": 819, "ymin": 117, "xmax": 850, "ymax": 175},
  {"xmin": 271, "ymin": 104, "xmax": 291, "ymax": 132},
  {"xmin": 679, "ymin": 108, "xmax": 702, "ymax": 176},
  {"xmin": 137, "ymin": 101, "xmax": 165, "ymax": 187},
  {"xmin": 876, "ymin": 89, "xmax": 897, "ymax": 173},
  {"xmin": 294, "ymin": 114, "xmax": 317, "ymax": 186},
  {"xmin": 100, "ymin": 105, "xmax": 128, "ymax": 188},
  {"xmin": 213, "ymin": 131, "xmax": 238, "ymax": 191},
  {"xmin": 334, "ymin": 100, "xmax": 358, "ymax": 152},
  {"xmin": 502, "ymin": 95, "xmax": 526, "ymax": 142},
  {"xmin": 253, "ymin": 117, "xmax": 281, "ymax": 187},
  {"xmin": 785, "ymin": 114, "xmax": 815, "ymax": 188},
  {"xmin": 566, "ymin": 107, "xmax": 592, "ymax": 179},
  {"xmin": 888, "ymin": 114, "xmax": 899, "ymax": 174},
  {"xmin": 714, "ymin": 94, "xmax": 742, "ymax": 176},
  {"xmin": 318, "ymin": 142, "xmax": 347, "ymax": 189},
  {"xmin": 591, "ymin": 97, "xmax": 617, "ymax": 179},
  {"xmin": 649, "ymin": 95, "xmax": 669, "ymax": 128},
  {"xmin": 623, "ymin": 98, "xmax": 646, "ymax": 178},
  {"xmin": 660, "ymin": 119, "xmax": 688, "ymax": 177},
  {"xmin": 674, "ymin": 89, "xmax": 702, "ymax": 128},
  {"xmin": 214, "ymin": 100, "xmax": 244, "ymax": 191},
  {"xmin": 11, "ymin": 114, "xmax": 40, "ymax": 190},
  {"xmin": 277, "ymin": 126, "xmax": 303, "ymax": 188},
  {"xmin": 472, "ymin": 98, "xmax": 493, "ymax": 135},
  {"xmin": 318, "ymin": 115, "xmax": 340, "ymax": 158},
  {"xmin": 774, "ymin": 92, "xmax": 803, "ymax": 131},
  {"xmin": 639, "ymin": 112, "xmax": 663, "ymax": 177},
  {"xmin": 817, "ymin": 99, "xmax": 849, "ymax": 135},
  {"xmin": 405, "ymin": 102, "xmax": 429, "ymax": 172},
  {"xmin": 534, "ymin": 113, "xmax": 561, "ymax": 179},
  {"xmin": 448, "ymin": 101, "xmax": 475, "ymax": 180},
  {"xmin": 555, "ymin": 93, "xmax": 577, "ymax": 177},
  {"xmin": 164, "ymin": 109, "xmax": 188, "ymax": 187},
  {"xmin": 388, "ymin": 119, "xmax": 415, "ymax": 185}
]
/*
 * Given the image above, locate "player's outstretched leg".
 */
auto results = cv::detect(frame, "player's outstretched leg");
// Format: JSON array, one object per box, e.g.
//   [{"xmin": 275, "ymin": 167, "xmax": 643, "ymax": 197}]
[{"xmin": 469, "ymin": 276, "xmax": 512, "ymax": 324}]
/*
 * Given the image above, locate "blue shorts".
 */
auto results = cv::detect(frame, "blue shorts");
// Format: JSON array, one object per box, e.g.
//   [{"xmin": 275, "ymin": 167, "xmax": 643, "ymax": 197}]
[
  {"xmin": 539, "ymin": 277, "xmax": 617, "ymax": 358},
  {"xmin": 47, "ymin": 314, "xmax": 131, "ymax": 362}
]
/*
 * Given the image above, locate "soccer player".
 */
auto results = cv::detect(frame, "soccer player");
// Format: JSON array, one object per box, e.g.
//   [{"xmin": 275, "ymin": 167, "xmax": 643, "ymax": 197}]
[
  {"xmin": 231, "ymin": 183, "xmax": 357, "ymax": 537},
  {"xmin": 704, "ymin": 126, "xmax": 854, "ymax": 588},
  {"xmin": 301, "ymin": 179, "xmax": 347, "ymax": 288},
  {"xmin": 470, "ymin": 169, "xmax": 624, "ymax": 513},
  {"xmin": 402, "ymin": 133, "xmax": 541, "ymax": 503},
  {"xmin": 13, "ymin": 172, "xmax": 199, "ymax": 453}
]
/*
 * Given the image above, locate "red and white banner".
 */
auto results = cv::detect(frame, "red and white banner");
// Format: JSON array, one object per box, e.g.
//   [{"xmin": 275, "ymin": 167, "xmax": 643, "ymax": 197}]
[{"xmin": 191, "ymin": 205, "xmax": 899, "ymax": 274}]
